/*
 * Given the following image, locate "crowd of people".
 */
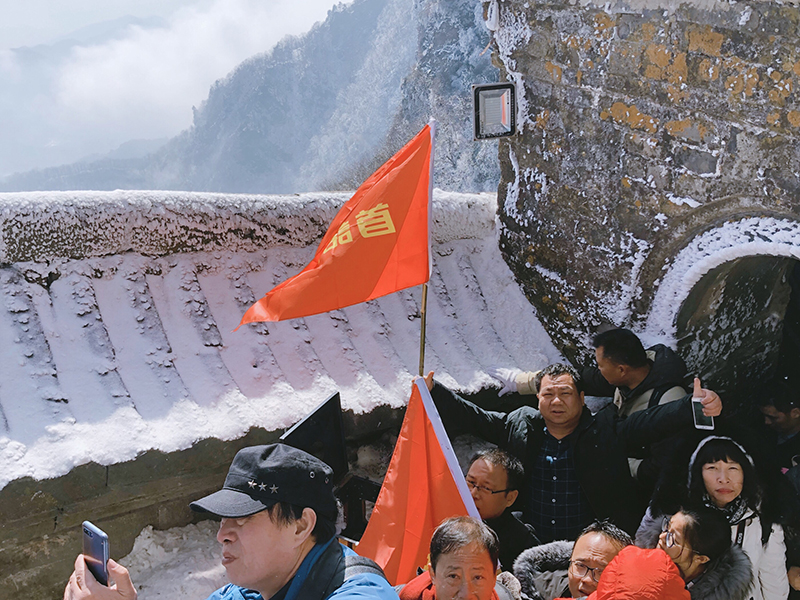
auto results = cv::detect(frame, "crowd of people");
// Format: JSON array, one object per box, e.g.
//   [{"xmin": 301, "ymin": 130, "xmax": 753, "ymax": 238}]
[{"xmin": 62, "ymin": 328, "xmax": 800, "ymax": 600}]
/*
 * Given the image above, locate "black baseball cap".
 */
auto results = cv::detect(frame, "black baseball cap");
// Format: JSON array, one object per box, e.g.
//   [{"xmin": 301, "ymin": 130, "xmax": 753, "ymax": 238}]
[{"xmin": 190, "ymin": 443, "xmax": 337, "ymax": 520}]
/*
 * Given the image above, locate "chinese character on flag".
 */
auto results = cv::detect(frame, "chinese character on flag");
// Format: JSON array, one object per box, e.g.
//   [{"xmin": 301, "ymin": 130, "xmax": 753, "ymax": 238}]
[{"xmin": 237, "ymin": 124, "xmax": 433, "ymax": 325}]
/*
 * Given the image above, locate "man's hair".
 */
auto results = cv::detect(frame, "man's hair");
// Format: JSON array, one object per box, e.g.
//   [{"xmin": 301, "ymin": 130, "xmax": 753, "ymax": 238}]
[
  {"xmin": 430, "ymin": 516, "xmax": 500, "ymax": 572},
  {"xmin": 533, "ymin": 363, "xmax": 583, "ymax": 394},
  {"xmin": 575, "ymin": 520, "xmax": 633, "ymax": 553},
  {"xmin": 469, "ymin": 448, "xmax": 524, "ymax": 492},
  {"xmin": 267, "ymin": 501, "xmax": 337, "ymax": 544},
  {"xmin": 758, "ymin": 380, "xmax": 799, "ymax": 414},
  {"xmin": 688, "ymin": 437, "xmax": 761, "ymax": 509},
  {"xmin": 592, "ymin": 329, "xmax": 648, "ymax": 369},
  {"xmin": 678, "ymin": 507, "xmax": 731, "ymax": 562}
]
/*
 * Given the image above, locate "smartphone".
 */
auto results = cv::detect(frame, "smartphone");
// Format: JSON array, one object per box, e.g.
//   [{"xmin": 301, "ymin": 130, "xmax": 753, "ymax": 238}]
[
  {"xmin": 692, "ymin": 396, "xmax": 714, "ymax": 430},
  {"xmin": 82, "ymin": 521, "xmax": 109, "ymax": 586}
]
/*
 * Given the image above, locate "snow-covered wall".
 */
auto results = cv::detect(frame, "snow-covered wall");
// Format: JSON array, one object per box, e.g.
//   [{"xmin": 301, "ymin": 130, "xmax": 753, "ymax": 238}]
[{"xmin": 0, "ymin": 189, "xmax": 560, "ymax": 489}]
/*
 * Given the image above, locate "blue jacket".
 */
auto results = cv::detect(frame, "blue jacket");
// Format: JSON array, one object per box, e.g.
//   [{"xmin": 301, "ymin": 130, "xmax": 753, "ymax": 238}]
[{"xmin": 204, "ymin": 540, "xmax": 399, "ymax": 600}]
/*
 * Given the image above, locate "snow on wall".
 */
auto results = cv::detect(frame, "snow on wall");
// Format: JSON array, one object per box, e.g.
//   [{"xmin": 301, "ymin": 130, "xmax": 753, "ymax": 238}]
[
  {"xmin": 641, "ymin": 217, "xmax": 800, "ymax": 347},
  {"xmin": 0, "ymin": 190, "xmax": 561, "ymax": 490}
]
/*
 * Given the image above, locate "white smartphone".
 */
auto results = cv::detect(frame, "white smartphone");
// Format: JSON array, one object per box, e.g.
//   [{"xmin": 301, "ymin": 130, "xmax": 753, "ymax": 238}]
[
  {"xmin": 82, "ymin": 521, "xmax": 110, "ymax": 586},
  {"xmin": 692, "ymin": 396, "xmax": 714, "ymax": 430}
]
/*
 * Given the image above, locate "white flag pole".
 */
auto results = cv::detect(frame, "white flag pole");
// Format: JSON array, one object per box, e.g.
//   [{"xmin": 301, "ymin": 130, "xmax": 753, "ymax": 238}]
[{"xmin": 414, "ymin": 377, "xmax": 481, "ymax": 518}]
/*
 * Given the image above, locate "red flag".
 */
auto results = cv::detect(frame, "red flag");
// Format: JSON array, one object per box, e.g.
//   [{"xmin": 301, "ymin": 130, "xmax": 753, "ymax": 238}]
[
  {"xmin": 238, "ymin": 124, "xmax": 433, "ymax": 326},
  {"xmin": 356, "ymin": 378, "xmax": 480, "ymax": 585}
]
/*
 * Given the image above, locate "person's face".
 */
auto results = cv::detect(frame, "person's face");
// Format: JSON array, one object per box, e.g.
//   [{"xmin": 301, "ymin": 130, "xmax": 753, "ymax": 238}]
[
  {"xmin": 567, "ymin": 532, "xmax": 621, "ymax": 598},
  {"xmin": 537, "ymin": 374, "xmax": 585, "ymax": 432},
  {"xmin": 430, "ymin": 542, "xmax": 497, "ymax": 600},
  {"xmin": 594, "ymin": 348, "xmax": 626, "ymax": 387},
  {"xmin": 701, "ymin": 458, "xmax": 744, "ymax": 508},
  {"xmin": 658, "ymin": 512, "xmax": 708, "ymax": 580},
  {"xmin": 466, "ymin": 458, "xmax": 518, "ymax": 520},
  {"xmin": 760, "ymin": 405, "xmax": 800, "ymax": 434},
  {"xmin": 216, "ymin": 510, "xmax": 306, "ymax": 596}
]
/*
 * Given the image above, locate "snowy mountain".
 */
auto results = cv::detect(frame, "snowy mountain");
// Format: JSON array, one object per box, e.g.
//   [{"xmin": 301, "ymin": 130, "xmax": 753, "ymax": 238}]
[{"xmin": 1, "ymin": 0, "xmax": 500, "ymax": 194}]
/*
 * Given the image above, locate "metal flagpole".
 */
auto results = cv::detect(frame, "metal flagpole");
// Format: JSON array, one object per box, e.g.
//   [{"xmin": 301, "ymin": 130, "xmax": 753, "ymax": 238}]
[{"xmin": 419, "ymin": 118, "xmax": 436, "ymax": 376}]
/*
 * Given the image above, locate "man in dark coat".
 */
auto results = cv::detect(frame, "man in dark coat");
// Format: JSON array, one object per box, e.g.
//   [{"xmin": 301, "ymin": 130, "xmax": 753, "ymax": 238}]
[
  {"xmin": 466, "ymin": 448, "xmax": 539, "ymax": 570},
  {"xmin": 425, "ymin": 363, "xmax": 721, "ymax": 542}
]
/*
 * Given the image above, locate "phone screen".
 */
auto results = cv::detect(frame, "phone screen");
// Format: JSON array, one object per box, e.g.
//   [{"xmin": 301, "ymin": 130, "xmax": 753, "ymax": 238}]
[
  {"xmin": 692, "ymin": 398, "xmax": 714, "ymax": 430},
  {"xmin": 82, "ymin": 521, "xmax": 109, "ymax": 586}
]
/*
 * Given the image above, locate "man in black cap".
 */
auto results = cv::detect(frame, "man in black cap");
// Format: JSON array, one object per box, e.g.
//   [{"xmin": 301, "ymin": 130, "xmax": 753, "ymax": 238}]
[{"xmin": 63, "ymin": 443, "xmax": 399, "ymax": 600}]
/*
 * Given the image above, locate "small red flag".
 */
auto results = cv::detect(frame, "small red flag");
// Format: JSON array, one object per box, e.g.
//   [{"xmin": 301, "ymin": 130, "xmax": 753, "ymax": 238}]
[
  {"xmin": 238, "ymin": 125, "xmax": 433, "ymax": 326},
  {"xmin": 356, "ymin": 378, "xmax": 480, "ymax": 585}
]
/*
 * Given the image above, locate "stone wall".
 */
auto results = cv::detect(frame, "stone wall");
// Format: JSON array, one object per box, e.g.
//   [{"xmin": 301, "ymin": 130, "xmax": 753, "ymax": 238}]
[{"xmin": 490, "ymin": 0, "xmax": 800, "ymax": 392}]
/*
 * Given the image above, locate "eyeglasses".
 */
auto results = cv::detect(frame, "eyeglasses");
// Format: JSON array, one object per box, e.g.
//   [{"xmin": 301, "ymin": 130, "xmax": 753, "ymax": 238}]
[
  {"xmin": 465, "ymin": 479, "xmax": 511, "ymax": 495},
  {"xmin": 569, "ymin": 561, "xmax": 604, "ymax": 582},
  {"xmin": 661, "ymin": 516, "xmax": 699, "ymax": 555}
]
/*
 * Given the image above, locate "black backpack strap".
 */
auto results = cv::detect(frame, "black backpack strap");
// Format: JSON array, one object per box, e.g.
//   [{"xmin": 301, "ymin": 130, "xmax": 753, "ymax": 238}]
[{"xmin": 344, "ymin": 555, "xmax": 389, "ymax": 581}]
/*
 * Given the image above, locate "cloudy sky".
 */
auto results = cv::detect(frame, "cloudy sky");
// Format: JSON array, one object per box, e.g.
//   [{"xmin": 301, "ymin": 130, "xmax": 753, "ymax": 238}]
[{"xmin": 0, "ymin": 0, "xmax": 343, "ymax": 177}]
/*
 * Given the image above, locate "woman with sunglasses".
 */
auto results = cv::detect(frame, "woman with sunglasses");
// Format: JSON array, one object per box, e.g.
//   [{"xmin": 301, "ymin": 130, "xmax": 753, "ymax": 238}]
[{"xmin": 640, "ymin": 507, "xmax": 753, "ymax": 600}]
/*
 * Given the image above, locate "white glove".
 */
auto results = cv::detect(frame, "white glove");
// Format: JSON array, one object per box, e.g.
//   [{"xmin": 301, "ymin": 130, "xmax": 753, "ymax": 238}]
[{"xmin": 487, "ymin": 367, "xmax": 523, "ymax": 396}]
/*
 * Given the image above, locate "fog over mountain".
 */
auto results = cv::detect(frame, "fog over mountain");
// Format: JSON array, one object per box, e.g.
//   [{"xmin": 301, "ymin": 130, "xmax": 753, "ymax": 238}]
[{"xmin": 2, "ymin": 0, "xmax": 500, "ymax": 194}]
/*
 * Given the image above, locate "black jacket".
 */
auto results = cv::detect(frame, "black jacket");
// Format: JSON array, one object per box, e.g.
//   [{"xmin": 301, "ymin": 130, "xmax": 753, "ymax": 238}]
[
  {"xmin": 431, "ymin": 381, "xmax": 698, "ymax": 537},
  {"xmin": 580, "ymin": 344, "xmax": 688, "ymax": 408},
  {"xmin": 486, "ymin": 509, "xmax": 540, "ymax": 572}
]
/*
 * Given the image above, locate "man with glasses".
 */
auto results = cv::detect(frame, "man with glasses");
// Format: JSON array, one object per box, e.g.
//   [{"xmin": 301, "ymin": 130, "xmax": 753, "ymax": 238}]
[
  {"xmin": 514, "ymin": 520, "xmax": 632, "ymax": 599},
  {"xmin": 466, "ymin": 449, "xmax": 539, "ymax": 570}
]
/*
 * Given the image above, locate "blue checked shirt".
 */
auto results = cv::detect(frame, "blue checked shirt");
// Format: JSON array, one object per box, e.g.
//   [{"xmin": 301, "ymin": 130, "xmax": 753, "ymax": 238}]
[{"xmin": 528, "ymin": 428, "xmax": 594, "ymax": 542}]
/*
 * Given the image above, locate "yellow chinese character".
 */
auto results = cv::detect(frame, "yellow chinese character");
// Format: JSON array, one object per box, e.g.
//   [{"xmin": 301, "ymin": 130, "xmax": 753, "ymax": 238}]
[
  {"xmin": 323, "ymin": 221, "xmax": 353, "ymax": 253},
  {"xmin": 356, "ymin": 203, "xmax": 396, "ymax": 238}
]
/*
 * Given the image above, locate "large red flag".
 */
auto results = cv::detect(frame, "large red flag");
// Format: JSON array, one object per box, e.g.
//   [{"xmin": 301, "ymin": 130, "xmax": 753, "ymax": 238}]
[
  {"xmin": 238, "ymin": 124, "xmax": 433, "ymax": 326},
  {"xmin": 356, "ymin": 377, "xmax": 480, "ymax": 585}
]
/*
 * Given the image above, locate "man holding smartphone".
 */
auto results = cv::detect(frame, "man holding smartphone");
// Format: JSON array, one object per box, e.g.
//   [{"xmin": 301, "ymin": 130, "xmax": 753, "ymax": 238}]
[{"xmin": 64, "ymin": 443, "xmax": 400, "ymax": 600}]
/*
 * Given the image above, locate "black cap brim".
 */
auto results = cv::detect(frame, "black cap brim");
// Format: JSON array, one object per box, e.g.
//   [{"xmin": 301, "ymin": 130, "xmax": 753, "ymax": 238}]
[{"xmin": 189, "ymin": 488, "xmax": 277, "ymax": 518}]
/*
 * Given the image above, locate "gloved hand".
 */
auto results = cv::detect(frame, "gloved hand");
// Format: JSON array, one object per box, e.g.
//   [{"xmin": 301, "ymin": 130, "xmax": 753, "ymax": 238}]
[{"xmin": 487, "ymin": 367, "xmax": 523, "ymax": 396}]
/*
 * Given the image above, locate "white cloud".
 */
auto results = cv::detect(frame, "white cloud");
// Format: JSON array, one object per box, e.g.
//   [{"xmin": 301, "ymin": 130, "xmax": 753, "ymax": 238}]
[{"xmin": 2, "ymin": 0, "xmax": 340, "ymax": 175}]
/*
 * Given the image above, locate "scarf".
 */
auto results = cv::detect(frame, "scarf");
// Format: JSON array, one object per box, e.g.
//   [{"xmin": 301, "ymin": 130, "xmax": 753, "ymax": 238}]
[{"xmin": 702, "ymin": 493, "xmax": 751, "ymax": 524}]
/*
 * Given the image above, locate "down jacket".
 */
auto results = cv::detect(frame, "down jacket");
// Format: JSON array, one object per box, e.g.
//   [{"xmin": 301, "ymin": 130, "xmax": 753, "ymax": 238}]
[
  {"xmin": 637, "ymin": 511, "xmax": 755, "ymax": 600},
  {"xmin": 513, "ymin": 540, "xmax": 572, "ymax": 600}
]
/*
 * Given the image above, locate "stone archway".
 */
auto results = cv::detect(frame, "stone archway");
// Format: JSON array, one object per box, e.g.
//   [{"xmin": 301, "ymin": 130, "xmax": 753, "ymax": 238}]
[{"xmin": 642, "ymin": 217, "xmax": 800, "ymax": 412}]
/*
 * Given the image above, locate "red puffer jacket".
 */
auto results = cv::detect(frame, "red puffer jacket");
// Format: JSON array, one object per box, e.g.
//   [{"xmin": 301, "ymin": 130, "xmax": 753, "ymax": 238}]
[{"xmin": 558, "ymin": 546, "xmax": 690, "ymax": 600}]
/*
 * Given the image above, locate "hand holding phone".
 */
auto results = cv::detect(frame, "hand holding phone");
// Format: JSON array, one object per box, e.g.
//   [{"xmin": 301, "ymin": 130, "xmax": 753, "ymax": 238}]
[
  {"xmin": 691, "ymin": 377, "xmax": 715, "ymax": 430},
  {"xmin": 82, "ymin": 521, "xmax": 110, "ymax": 586}
]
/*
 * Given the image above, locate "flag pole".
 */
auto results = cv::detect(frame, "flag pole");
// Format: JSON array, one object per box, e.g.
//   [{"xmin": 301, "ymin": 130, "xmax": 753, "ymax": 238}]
[{"xmin": 419, "ymin": 119, "xmax": 436, "ymax": 376}]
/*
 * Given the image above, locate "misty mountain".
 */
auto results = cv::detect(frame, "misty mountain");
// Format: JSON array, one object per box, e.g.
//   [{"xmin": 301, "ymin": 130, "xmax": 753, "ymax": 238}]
[{"xmin": 2, "ymin": 0, "xmax": 500, "ymax": 194}]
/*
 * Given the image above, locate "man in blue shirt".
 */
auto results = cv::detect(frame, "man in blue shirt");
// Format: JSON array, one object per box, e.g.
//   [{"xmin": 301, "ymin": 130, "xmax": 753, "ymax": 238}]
[{"xmin": 63, "ymin": 444, "xmax": 399, "ymax": 600}]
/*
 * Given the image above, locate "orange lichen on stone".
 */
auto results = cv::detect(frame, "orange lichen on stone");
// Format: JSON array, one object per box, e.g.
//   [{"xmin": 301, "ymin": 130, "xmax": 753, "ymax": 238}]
[
  {"xmin": 535, "ymin": 110, "xmax": 551, "ymax": 129},
  {"xmin": 622, "ymin": 177, "xmax": 632, "ymax": 188},
  {"xmin": 586, "ymin": 59, "xmax": 595, "ymax": 69},
  {"xmin": 640, "ymin": 23, "xmax": 657, "ymax": 42},
  {"xmin": 566, "ymin": 35, "xmax": 583, "ymax": 49},
  {"xmin": 770, "ymin": 70, "xmax": 783, "ymax": 82},
  {"xmin": 600, "ymin": 109, "xmax": 610, "ymax": 120},
  {"xmin": 577, "ymin": 70, "xmax": 583, "ymax": 85},
  {"xmin": 788, "ymin": 111, "xmax": 800, "ymax": 127},
  {"xmin": 668, "ymin": 53, "xmax": 688, "ymax": 84},
  {"xmin": 725, "ymin": 60, "xmax": 760, "ymax": 98},
  {"xmin": 594, "ymin": 13, "xmax": 615, "ymax": 38},
  {"xmin": 767, "ymin": 112, "xmax": 781, "ymax": 125},
  {"xmin": 794, "ymin": 62, "xmax": 800, "ymax": 77},
  {"xmin": 698, "ymin": 58, "xmax": 720, "ymax": 82},
  {"xmin": 688, "ymin": 26, "xmax": 724, "ymax": 57},
  {"xmin": 645, "ymin": 65, "xmax": 663, "ymax": 79},
  {"xmin": 646, "ymin": 44, "xmax": 671, "ymax": 69},
  {"xmin": 609, "ymin": 101, "xmax": 659, "ymax": 133},
  {"xmin": 665, "ymin": 119, "xmax": 691, "ymax": 135},
  {"xmin": 546, "ymin": 61, "xmax": 563, "ymax": 82},
  {"xmin": 667, "ymin": 85, "xmax": 688, "ymax": 104},
  {"xmin": 634, "ymin": 200, "xmax": 643, "ymax": 208}
]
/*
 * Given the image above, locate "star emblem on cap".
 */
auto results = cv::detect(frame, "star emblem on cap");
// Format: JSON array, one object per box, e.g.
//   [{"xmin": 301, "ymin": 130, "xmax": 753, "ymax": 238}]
[
  {"xmin": 258, "ymin": 483, "xmax": 266, "ymax": 491},
  {"xmin": 270, "ymin": 484, "xmax": 279, "ymax": 494},
  {"xmin": 247, "ymin": 480, "xmax": 257, "ymax": 488}
]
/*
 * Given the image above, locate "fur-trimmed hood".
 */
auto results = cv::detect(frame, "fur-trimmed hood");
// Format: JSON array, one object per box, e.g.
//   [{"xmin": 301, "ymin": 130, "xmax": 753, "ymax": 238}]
[
  {"xmin": 636, "ymin": 511, "xmax": 754, "ymax": 600},
  {"xmin": 513, "ymin": 540, "xmax": 572, "ymax": 600}
]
